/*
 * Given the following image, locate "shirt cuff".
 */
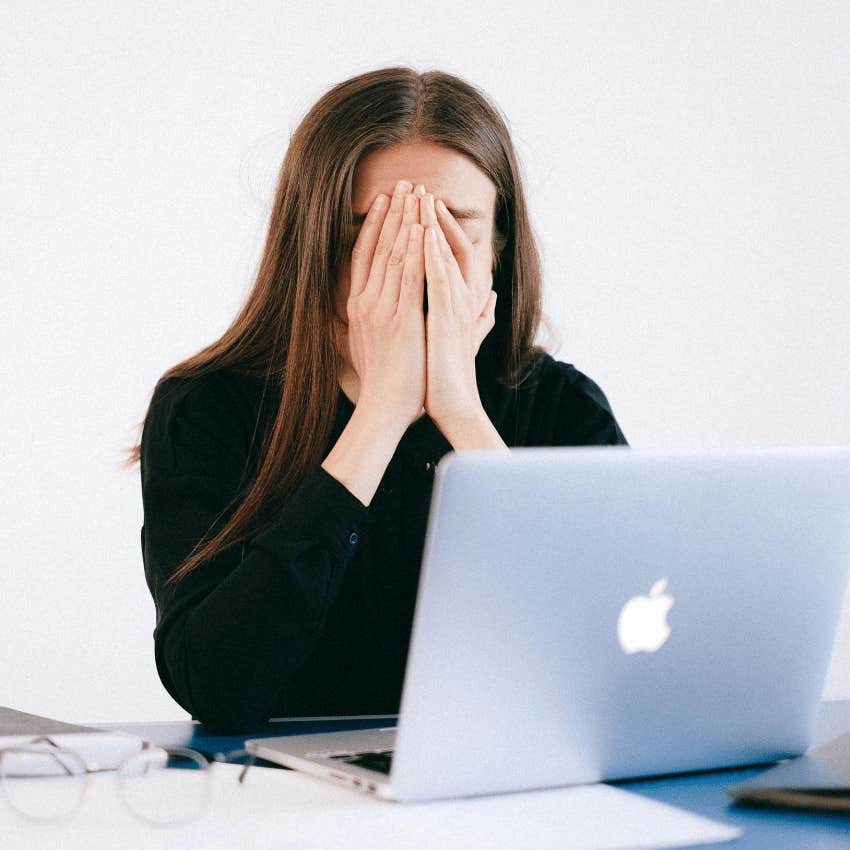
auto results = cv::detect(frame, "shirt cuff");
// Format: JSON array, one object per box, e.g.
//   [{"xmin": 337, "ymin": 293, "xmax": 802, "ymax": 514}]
[{"xmin": 251, "ymin": 464, "xmax": 376, "ymax": 561}]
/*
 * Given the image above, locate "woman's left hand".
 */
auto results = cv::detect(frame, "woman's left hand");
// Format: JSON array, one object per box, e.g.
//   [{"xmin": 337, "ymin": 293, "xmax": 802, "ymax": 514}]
[{"xmin": 420, "ymin": 192, "xmax": 498, "ymax": 432}]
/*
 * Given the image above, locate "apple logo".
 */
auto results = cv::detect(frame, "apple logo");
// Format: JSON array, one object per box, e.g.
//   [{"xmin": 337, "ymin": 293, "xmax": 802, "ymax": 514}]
[{"xmin": 617, "ymin": 578, "xmax": 675, "ymax": 654}]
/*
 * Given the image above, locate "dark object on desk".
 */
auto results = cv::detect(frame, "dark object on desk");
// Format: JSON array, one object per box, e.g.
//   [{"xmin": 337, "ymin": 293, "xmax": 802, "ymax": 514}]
[{"xmin": 726, "ymin": 730, "xmax": 850, "ymax": 813}]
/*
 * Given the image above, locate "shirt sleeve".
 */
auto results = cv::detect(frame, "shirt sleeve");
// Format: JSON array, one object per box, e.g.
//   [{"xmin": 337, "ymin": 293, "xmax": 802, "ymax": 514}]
[
  {"xmin": 549, "ymin": 361, "xmax": 630, "ymax": 447},
  {"xmin": 140, "ymin": 375, "xmax": 376, "ymax": 732}
]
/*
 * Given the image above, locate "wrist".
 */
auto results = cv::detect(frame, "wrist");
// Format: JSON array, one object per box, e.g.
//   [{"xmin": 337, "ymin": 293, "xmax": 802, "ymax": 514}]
[
  {"xmin": 434, "ymin": 404, "xmax": 488, "ymax": 434},
  {"xmin": 352, "ymin": 395, "xmax": 410, "ymax": 441},
  {"xmin": 433, "ymin": 405, "xmax": 509, "ymax": 452}
]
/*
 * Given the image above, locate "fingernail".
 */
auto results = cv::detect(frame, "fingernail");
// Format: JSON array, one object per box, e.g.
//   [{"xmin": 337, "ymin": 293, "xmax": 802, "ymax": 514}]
[{"xmin": 436, "ymin": 199, "xmax": 447, "ymax": 215}]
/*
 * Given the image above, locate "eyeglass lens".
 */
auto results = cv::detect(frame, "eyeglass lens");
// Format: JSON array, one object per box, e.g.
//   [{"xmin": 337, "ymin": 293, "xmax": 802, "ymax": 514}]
[
  {"xmin": 1, "ymin": 745, "xmax": 213, "ymax": 826},
  {"xmin": 0, "ymin": 746, "xmax": 88, "ymax": 822},
  {"xmin": 117, "ymin": 746, "xmax": 212, "ymax": 825}
]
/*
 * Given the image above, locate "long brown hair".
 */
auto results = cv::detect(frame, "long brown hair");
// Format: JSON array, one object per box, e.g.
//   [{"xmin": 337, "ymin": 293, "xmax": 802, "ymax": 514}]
[{"xmin": 125, "ymin": 65, "xmax": 559, "ymax": 586}]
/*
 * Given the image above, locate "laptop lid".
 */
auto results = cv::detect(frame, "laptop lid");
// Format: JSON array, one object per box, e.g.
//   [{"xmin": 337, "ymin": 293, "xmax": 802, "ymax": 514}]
[{"xmin": 390, "ymin": 445, "xmax": 850, "ymax": 802}]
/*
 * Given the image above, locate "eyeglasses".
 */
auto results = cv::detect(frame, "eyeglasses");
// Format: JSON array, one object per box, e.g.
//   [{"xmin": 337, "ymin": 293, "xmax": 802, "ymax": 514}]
[{"xmin": 0, "ymin": 735, "xmax": 257, "ymax": 825}]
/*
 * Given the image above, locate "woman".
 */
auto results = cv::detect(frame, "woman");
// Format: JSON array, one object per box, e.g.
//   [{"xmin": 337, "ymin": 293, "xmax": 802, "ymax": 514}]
[{"xmin": 126, "ymin": 66, "xmax": 628, "ymax": 733}]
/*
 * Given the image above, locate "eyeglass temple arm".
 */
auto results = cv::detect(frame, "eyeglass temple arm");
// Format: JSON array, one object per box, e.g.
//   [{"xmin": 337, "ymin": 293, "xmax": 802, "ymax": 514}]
[
  {"xmin": 1, "ymin": 736, "xmax": 79, "ymax": 778},
  {"xmin": 209, "ymin": 748, "xmax": 257, "ymax": 784}
]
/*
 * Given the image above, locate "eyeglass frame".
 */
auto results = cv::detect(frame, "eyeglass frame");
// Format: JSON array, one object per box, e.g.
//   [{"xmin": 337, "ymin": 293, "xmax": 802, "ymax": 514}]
[{"xmin": 0, "ymin": 734, "xmax": 258, "ymax": 825}]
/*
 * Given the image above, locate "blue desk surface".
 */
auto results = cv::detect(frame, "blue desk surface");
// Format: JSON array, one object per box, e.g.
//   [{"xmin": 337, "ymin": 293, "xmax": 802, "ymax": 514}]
[{"xmin": 93, "ymin": 700, "xmax": 850, "ymax": 849}]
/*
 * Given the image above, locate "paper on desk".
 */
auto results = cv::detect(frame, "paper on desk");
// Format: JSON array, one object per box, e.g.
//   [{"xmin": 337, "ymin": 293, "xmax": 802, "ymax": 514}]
[
  {"xmin": 0, "ymin": 706, "xmax": 145, "ymax": 770},
  {"xmin": 0, "ymin": 763, "xmax": 741, "ymax": 850}
]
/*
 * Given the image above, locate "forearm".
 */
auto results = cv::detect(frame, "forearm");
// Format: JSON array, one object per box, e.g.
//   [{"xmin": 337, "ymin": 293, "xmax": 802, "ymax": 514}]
[
  {"xmin": 160, "ymin": 546, "xmax": 337, "ymax": 729},
  {"xmin": 146, "ymin": 460, "xmax": 376, "ymax": 732},
  {"xmin": 322, "ymin": 401, "xmax": 408, "ymax": 508}
]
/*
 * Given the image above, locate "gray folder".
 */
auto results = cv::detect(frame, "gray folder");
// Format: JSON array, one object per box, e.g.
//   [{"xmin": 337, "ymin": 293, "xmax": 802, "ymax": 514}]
[{"xmin": 726, "ymin": 730, "xmax": 850, "ymax": 812}]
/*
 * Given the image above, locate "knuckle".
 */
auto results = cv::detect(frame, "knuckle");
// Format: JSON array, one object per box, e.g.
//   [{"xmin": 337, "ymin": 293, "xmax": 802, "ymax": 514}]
[
  {"xmin": 373, "ymin": 239, "xmax": 390, "ymax": 256},
  {"xmin": 371, "ymin": 301, "xmax": 391, "ymax": 323}
]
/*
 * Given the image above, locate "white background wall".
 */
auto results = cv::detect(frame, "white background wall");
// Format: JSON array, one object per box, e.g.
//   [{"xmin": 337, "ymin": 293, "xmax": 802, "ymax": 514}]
[{"xmin": 2, "ymin": 2, "xmax": 848, "ymax": 724}]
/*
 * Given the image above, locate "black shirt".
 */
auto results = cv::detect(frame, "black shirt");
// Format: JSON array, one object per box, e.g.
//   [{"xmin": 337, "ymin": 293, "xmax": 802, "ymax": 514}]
[{"xmin": 140, "ymin": 353, "xmax": 629, "ymax": 731}]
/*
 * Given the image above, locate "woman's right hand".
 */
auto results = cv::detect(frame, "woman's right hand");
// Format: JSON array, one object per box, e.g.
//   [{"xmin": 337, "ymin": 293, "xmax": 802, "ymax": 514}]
[{"xmin": 345, "ymin": 179, "xmax": 427, "ymax": 430}]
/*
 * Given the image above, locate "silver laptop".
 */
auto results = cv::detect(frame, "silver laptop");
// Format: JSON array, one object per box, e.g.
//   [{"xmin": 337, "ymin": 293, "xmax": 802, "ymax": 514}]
[{"xmin": 246, "ymin": 445, "xmax": 850, "ymax": 803}]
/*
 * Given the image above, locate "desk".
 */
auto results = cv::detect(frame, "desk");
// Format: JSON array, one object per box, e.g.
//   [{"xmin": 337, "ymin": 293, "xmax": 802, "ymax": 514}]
[{"xmin": 92, "ymin": 700, "xmax": 850, "ymax": 849}]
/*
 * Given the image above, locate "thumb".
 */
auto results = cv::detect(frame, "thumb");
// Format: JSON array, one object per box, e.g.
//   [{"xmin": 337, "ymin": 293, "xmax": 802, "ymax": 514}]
[{"xmin": 474, "ymin": 290, "xmax": 497, "ymax": 351}]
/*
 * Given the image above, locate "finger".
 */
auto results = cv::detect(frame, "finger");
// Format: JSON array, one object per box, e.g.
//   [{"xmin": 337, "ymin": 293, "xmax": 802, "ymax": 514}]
[
  {"xmin": 434, "ymin": 219, "xmax": 468, "ymax": 300},
  {"xmin": 381, "ymin": 193, "xmax": 419, "ymax": 306},
  {"xmin": 365, "ymin": 179, "xmax": 412, "ymax": 296},
  {"xmin": 434, "ymin": 198, "xmax": 473, "ymax": 267},
  {"xmin": 419, "ymin": 192, "xmax": 439, "ymax": 233},
  {"xmin": 349, "ymin": 192, "xmax": 389, "ymax": 299},
  {"xmin": 478, "ymin": 289, "xmax": 497, "ymax": 322},
  {"xmin": 397, "ymin": 222, "xmax": 425, "ymax": 314},
  {"xmin": 421, "ymin": 193, "xmax": 467, "ymax": 302},
  {"xmin": 421, "ymin": 195, "xmax": 455, "ymax": 310},
  {"xmin": 420, "ymin": 192, "xmax": 456, "ymax": 264},
  {"xmin": 424, "ymin": 225, "xmax": 451, "ymax": 315},
  {"xmin": 474, "ymin": 291, "xmax": 497, "ymax": 352}
]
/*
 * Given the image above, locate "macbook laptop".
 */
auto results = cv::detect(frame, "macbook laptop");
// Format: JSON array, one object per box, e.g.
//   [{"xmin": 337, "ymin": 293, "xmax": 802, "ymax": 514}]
[{"xmin": 246, "ymin": 445, "xmax": 850, "ymax": 802}]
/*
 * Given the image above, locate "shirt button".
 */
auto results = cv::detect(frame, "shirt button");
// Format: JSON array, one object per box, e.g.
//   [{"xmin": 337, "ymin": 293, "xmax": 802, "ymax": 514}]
[{"xmin": 348, "ymin": 532, "xmax": 359, "ymax": 545}]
